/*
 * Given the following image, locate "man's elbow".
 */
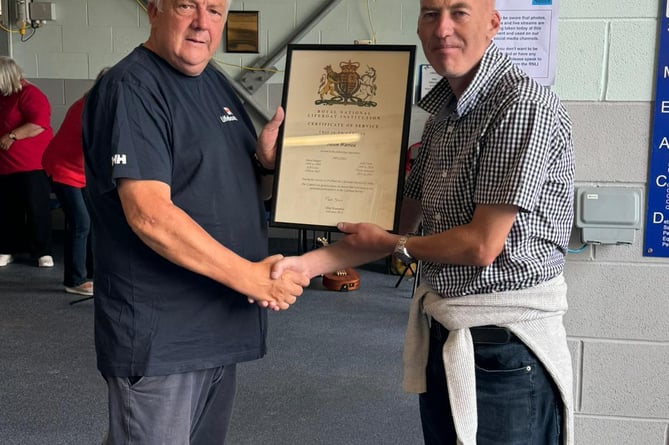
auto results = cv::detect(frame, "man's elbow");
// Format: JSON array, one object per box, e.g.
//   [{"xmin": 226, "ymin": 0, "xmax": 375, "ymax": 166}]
[
  {"xmin": 469, "ymin": 244, "xmax": 502, "ymax": 267},
  {"xmin": 125, "ymin": 210, "xmax": 160, "ymax": 241}
]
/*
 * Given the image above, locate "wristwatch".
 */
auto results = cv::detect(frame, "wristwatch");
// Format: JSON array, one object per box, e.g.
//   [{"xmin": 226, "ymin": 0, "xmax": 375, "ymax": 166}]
[{"xmin": 393, "ymin": 235, "xmax": 414, "ymax": 265}]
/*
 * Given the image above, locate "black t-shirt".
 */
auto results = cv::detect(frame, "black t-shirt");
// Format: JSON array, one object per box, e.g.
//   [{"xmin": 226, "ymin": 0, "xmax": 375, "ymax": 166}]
[{"xmin": 83, "ymin": 46, "xmax": 268, "ymax": 377}]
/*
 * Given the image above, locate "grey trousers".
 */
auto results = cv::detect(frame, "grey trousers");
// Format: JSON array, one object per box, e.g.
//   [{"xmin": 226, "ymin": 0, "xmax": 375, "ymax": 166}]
[{"xmin": 103, "ymin": 365, "xmax": 237, "ymax": 445}]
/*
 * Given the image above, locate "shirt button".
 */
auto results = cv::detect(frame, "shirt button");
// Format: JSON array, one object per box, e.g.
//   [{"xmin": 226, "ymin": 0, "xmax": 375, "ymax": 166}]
[
  {"xmin": 434, "ymin": 213, "xmax": 442, "ymax": 221},
  {"xmin": 442, "ymin": 171, "xmax": 448, "ymax": 178}
]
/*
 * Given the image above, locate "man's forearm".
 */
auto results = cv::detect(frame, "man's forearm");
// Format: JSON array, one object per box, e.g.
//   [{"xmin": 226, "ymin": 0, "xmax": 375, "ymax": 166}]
[
  {"xmin": 128, "ymin": 200, "xmax": 258, "ymax": 292},
  {"xmin": 298, "ymin": 238, "xmax": 393, "ymax": 279}
]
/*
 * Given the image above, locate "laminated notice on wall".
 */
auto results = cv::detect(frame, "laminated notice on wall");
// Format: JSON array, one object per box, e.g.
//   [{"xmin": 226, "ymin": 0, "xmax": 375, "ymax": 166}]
[
  {"xmin": 418, "ymin": 65, "xmax": 442, "ymax": 101},
  {"xmin": 494, "ymin": 0, "xmax": 559, "ymax": 85}
]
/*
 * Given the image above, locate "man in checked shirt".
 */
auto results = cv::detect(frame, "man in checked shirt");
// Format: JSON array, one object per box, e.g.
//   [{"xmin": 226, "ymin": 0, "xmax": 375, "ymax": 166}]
[{"xmin": 275, "ymin": 0, "xmax": 575, "ymax": 444}]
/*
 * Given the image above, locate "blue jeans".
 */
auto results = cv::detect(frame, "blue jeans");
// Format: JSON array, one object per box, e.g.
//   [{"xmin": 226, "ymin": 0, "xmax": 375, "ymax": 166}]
[
  {"xmin": 419, "ymin": 325, "xmax": 563, "ymax": 444},
  {"xmin": 52, "ymin": 182, "xmax": 91, "ymax": 286}
]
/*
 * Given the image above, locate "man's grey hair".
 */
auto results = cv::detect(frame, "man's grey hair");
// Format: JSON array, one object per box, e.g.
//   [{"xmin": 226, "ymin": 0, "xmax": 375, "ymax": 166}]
[
  {"xmin": 0, "ymin": 56, "xmax": 24, "ymax": 96},
  {"xmin": 147, "ymin": 0, "xmax": 232, "ymax": 16}
]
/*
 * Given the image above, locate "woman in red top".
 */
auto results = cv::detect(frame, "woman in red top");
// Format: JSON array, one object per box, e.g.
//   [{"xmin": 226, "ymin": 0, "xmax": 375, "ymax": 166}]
[
  {"xmin": 42, "ymin": 68, "xmax": 107, "ymax": 295},
  {"xmin": 42, "ymin": 96, "xmax": 93, "ymax": 295},
  {"xmin": 0, "ymin": 57, "xmax": 54, "ymax": 268}
]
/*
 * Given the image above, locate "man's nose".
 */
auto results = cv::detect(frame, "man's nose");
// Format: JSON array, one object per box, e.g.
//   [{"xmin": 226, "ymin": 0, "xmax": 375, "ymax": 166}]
[
  {"xmin": 434, "ymin": 15, "xmax": 454, "ymax": 38},
  {"xmin": 191, "ymin": 6, "xmax": 210, "ymax": 28}
]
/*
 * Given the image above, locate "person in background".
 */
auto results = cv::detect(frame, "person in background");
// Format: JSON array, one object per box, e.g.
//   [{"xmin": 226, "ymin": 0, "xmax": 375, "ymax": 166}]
[
  {"xmin": 0, "ymin": 56, "xmax": 54, "ymax": 268},
  {"xmin": 273, "ymin": 0, "xmax": 575, "ymax": 444},
  {"xmin": 42, "ymin": 69, "xmax": 108, "ymax": 296},
  {"xmin": 82, "ymin": 0, "xmax": 308, "ymax": 443}
]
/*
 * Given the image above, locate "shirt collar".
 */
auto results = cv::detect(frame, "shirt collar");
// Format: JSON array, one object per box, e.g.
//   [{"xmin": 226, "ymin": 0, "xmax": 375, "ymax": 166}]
[{"xmin": 418, "ymin": 43, "xmax": 513, "ymax": 118}]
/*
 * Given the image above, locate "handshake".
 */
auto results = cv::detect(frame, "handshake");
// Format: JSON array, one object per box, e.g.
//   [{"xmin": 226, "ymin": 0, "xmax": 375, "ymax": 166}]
[
  {"xmin": 245, "ymin": 254, "xmax": 311, "ymax": 311},
  {"xmin": 245, "ymin": 221, "xmax": 397, "ymax": 311}
]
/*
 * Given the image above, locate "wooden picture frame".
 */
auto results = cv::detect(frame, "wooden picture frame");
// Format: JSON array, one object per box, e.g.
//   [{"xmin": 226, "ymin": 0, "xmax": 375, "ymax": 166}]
[{"xmin": 225, "ymin": 11, "xmax": 259, "ymax": 53}]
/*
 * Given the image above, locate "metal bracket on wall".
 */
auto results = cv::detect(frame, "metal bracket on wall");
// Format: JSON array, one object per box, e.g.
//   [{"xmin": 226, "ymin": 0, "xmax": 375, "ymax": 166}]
[{"xmin": 238, "ymin": 0, "xmax": 344, "ymax": 95}]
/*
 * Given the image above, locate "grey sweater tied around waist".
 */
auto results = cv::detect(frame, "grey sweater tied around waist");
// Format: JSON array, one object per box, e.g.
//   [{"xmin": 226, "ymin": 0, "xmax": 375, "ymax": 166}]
[{"xmin": 403, "ymin": 274, "xmax": 574, "ymax": 445}]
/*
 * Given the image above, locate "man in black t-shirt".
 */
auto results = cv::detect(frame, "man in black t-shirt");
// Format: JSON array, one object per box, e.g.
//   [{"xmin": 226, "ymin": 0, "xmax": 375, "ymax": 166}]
[{"xmin": 82, "ymin": 1, "xmax": 308, "ymax": 443}]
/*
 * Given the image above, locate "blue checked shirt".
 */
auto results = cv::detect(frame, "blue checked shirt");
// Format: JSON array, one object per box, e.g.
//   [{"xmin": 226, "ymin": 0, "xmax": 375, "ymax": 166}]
[{"xmin": 406, "ymin": 44, "xmax": 575, "ymax": 297}]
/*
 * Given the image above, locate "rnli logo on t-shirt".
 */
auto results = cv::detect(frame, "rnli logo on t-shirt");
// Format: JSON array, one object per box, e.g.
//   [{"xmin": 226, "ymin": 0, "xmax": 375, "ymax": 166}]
[
  {"xmin": 111, "ymin": 154, "xmax": 127, "ymax": 165},
  {"xmin": 220, "ymin": 107, "xmax": 238, "ymax": 124}
]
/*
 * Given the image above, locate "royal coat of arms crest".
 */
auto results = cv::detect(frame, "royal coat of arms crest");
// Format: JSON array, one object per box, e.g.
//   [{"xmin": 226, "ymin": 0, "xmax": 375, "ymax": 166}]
[{"xmin": 316, "ymin": 60, "xmax": 377, "ymax": 107}]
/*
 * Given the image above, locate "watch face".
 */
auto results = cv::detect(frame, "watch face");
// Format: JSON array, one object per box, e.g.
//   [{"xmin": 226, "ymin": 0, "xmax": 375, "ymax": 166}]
[
  {"xmin": 394, "ymin": 236, "xmax": 413, "ymax": 265},
  {"xmin": 399, "ymin": 248, "xmax": 412, "ymax": 261}
]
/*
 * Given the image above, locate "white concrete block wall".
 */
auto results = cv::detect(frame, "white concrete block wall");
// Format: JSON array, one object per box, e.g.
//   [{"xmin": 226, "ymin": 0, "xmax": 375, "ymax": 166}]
[
  {"xmin": 559, "ymin": 2, "xmax": 669, "ymax": 443},
  {"xmin": 2, "ymin": 0, "xmax": 667, "ymax": 442}
]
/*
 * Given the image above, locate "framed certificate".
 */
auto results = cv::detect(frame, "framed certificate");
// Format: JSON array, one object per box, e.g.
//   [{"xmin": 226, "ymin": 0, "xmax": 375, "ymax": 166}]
[{"xmin": 270, "ymin": 44, "xmax": 416, "ymax": 232}]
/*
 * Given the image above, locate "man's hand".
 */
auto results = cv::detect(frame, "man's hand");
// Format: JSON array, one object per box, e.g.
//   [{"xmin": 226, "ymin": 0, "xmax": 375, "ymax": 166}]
[
  {"xmin": 247, "ymin": 254, "xmax": 309, "ymax": 311},
  {"xmin": 255, "ymin": 106, "xmax": 285, "ymax": 169},
  {"xmin": 336, "ymin": 221, "xmax": 396, "ymax": 254},
  {"xmin": 270, "ymin": 255, "xmax": 313, "ymax": 281}
]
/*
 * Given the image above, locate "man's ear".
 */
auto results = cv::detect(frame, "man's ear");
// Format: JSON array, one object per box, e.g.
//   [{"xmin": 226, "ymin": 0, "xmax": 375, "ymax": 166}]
[
  {"xmin": 146, "ymin": 1, "xmax": 159, "ymax": 22},
  {"xmin": 488, "ymin": 10, "xmax": 501, "ymax": 38}
]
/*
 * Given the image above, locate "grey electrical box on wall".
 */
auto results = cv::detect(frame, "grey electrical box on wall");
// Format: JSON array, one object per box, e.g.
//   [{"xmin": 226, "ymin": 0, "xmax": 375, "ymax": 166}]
[
  {"xmin": 574, "ymin": 187, "xmax": 643, "ymax": 245},
  {"xmin": 29, "ymin": 2, "xmax": 55, "ymax": 21}
]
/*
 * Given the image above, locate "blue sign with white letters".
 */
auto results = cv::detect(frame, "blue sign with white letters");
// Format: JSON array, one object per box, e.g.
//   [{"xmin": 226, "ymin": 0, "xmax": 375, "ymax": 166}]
[
  {"xmin": 532, "ymin": 0, "xmax": 552, "ymax": 5},
  {"xmin": 644, "ymin": 0, "xmax": 669, "ymax": 257}
]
